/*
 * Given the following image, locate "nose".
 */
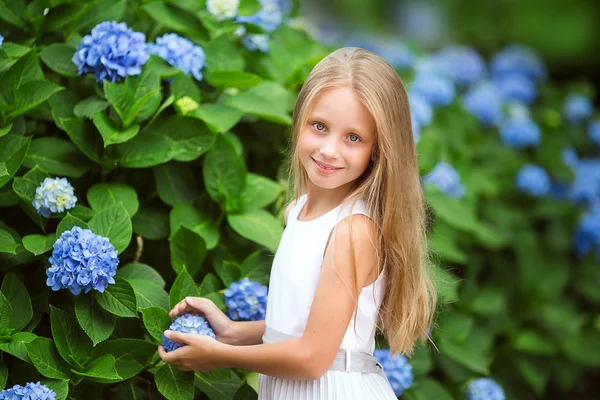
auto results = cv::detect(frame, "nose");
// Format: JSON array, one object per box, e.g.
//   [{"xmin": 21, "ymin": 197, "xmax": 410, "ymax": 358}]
[{"xmin": 319, "ymin": 134, "xmax": 341, "ymax": 159}]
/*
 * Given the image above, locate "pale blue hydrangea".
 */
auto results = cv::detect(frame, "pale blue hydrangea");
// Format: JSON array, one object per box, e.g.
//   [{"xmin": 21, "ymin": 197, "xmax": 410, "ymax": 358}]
[
  {"xmin": 412, "ymin": 122, "xmax": 421, "ymax": 144},
  {"xmin": 436, "ymin": 46, "xmax": 486, "ymax": 86},
  {"xmin": 162, "ymin": 313, "xmax": 216, "ymax": 352},
  {"xmin": 490, "ymin": 44, "xmax": 546, "ymax": 82},
  {"xmin": 47, "ymin": 227, "xmax": 119, "ymax": 295},
  {"xmin": 224, "ymin": 277, "xmax": 268, "ymax": 321},
  {"xmin": 494, "ymin": 74, "xmax": 537, "ymax": 104},
  {"xmin": 0, "ymin": 34, "xmax": 4, "ymax": 48},
  {"xmin": 243, "ymin": 34, "xmax": 270, "ymax": 52},
  {"xmin": 466, "ymin": 378, "xmax": 506, "ymax": 400},
  {"xmin": 569, "ymin": 159, "xmax": 600, "ymax": 205},
  {"xmin": 574, "ymin": 203, "xmax": 600, "ymax": 259},
  {"xmin": 0, "ymin": 381, "xmax": 56, "ymax": 400},
  {"xmin": 462, "ymin": 82, "xmax": 504, "ymax": 127},
  {"xmin": 500, "ymin": 116, "xmax": 540, "ymax": 148},
  {"xmin": 589, "ymin": 119, "xmax": 600, "ymax": 146},
  {"xmin": 414, "ymin": 54, "xmax": 450, "ymax": 78},
  {"xmin": 562, "ymin": 147, "xmax": 579, "ymax": 170},
  {"xmin": 32, "ymin": 177, "xmax": 77, "ymax": 218},
  {"xmin": 207, "ymin": 0, "xmax": 240, "ymax": 20},
  {"xmin": 72, "ymin": 21, "xmax": 149, "ymax": 83},
  {"xmin": 374, "ymin": 348, "xmax": 413, "ymax": 397},
  {"xmin": 343, "ymin": 36, "xmax": 414, "ymax": 70},
  {"xmin": 409, "ymin": 92, "xmax": 433, "ymax": 127},
  {"xmin": 148, "ymin": 33, "xmax": 206, "ymax": 81},
  {"xmin": 236, "ymin": 0, "xmax": 283, "ymax": 32},
  {"xmin": 411, "ymin": 73, "xmax": 455, "ymax": 107},
  {"xmin": 516, "ymin": 164, "xmax": 551, "ymax": 197},
  {"xmin": 564, "ymin": 94, "xmax": 592, "ymax": 124},
  {"xmin": 423, "ymin": 162, "xmax": 466, "ymax": 200}
]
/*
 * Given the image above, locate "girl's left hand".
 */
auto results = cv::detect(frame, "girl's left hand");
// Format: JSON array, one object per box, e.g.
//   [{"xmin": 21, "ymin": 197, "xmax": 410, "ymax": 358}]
[{"xmin": 158, "ymin": 330, "xmax": 226, "ymax": 372}]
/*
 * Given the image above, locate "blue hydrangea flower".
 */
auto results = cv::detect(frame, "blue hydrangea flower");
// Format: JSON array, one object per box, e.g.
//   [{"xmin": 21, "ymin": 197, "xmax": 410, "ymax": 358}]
[
  {"xmin": 410, "ymin": 73, "xmax": 455, "ymax": 107},
  {"xmin": 574, "ymin": 203, "xmax": 600, "ymax": 259},
  {"xmin": 148, "ymin": 33, "xmax": 206, "ymax": 81},
  {"xmin": 462, "ymin": 82, "xmax": 504, "ymax": 127},
  {"xmin": 224, "ymin": 277, "xmax": 268, "ymax": 321},
  {"xmin": 564, "ymin": 94, "xmax": 593, "ymax": 124},
  {"xmin": 562, "ymin": 147, "xmax": 579, "ymax": 170},
  {"xmin": 412, "ymin": 121, "xmax": 421, "ymax": 144},
  {"xmin": 494, "ymin": 74, "xmax": 537, "ymax": 104},
  {"xmin": 569, "ymin": 159, "xmax": 600, "ymax": 205},
  {"xmin": 32, "ymin": 177, "xmax": 77, "ymax": 218},
  {"xmin": 491, "ymin": 44, "xmax": 546, "ymax": 82},
  {"xmin": 72, "ymin": 21, "xmax": 149, "ymax": 83},
  {"xmin": 515, "ymin": 164, "xmax": 551, "ymax": 197},
  {"xmin": 500, "ymin": 116, "xmax": 541, "ymax": 148},
  {"xmin": 409, "ymin": 92, "xmax": 433, "ymax": 127},
  {"xmin": 47, "ymin": 227, "xmax": 119, "ymax": 295},
  {"xmin": 243, "ymin": 34, "xmax": 270, "ymax": 52},
  {"xmin": 466, "ymin": 378, "xmax": 506, "ymax": 400},
  {"xmin": 0, "ymin": 34, "xmax": 4, "ymax": 48},
  {"xmin": 207, "ymin": 0, "xmax": 240, "ymax": 20},
  {"xmin": 162, "ymin": 313, "xmax": 216, "ymax": 352},
  {"xmin": 0, "ymin": 381, "xmax": 56, "ymax": 400},
  {"xmin": 422, "ymin": 162, "xmax": 466, "ymax": 200},
  {"xmin": 374, "ymin": 348, "xmax": 413, "ymax": 396},
  {"xmin": 343, "ymin": 36, "xmax": 414, "ymax": 70},
  {"xmin": 589, "ymin": 119, "xmax": 600, "ymax": 146},
  {"xmin": 436, "ymin": 46, "xmax": 486, "ymax": 86},
  {"xmin": 236, "ymin": 0, "xmax": 283, "ymax": 32}
]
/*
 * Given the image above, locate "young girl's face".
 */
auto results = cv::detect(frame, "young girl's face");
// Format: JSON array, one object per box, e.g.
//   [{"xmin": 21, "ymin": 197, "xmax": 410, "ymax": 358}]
[{"xmin": 299, "ymin": 86, "xmax": 376, "ymax": 193}]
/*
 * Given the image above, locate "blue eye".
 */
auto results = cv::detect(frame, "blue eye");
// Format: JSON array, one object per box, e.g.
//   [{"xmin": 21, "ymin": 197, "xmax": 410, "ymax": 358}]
[
  {"xmin": 348, "ymin": 134, "xmax": 360, "ymax": 142},
  {"xmin": 313, "ymin": 122, "xmax": 326, "ymax": 131}
]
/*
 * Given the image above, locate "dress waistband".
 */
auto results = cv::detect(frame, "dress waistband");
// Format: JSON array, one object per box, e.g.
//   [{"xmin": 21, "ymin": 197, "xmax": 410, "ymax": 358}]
[{"xmin": 262, "ymin": 325, "xmax": 384, "ymax": 374}]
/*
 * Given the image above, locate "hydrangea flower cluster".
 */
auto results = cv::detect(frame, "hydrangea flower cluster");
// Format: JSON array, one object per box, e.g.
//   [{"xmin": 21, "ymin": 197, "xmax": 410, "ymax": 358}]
[
  {"xmin": 374, "ymin": 348, "xmax": 413, "ymax": 396},
  {"xmin": 162, "ymin": 313, "xmax": 216, "ymax": 352},
  {"xmin": 515, "ymin": 164, "xmax": 551, "ymax": 197},
  {"xmin": 243, "ymin": 34, "xmax": 270, "ymax": 53},
  {"xmin": 236, "ymin": 0, "xmax": 284, "ymax": 32},
  {"xmin": 422, "ymin": 162, "xmax": 466, "ymax": 200},
  {"xmin": 0, "ymin": 381, "xmax": 56, "ymax": 400},
  {"xmin": 493, "ymin": 74, "xmax": 537, "ymax": 104},
  {"xmin": 466, "ymin": 377, "xmax": 506, "ymax": 400},
  {"xmin": 490, "ymin": 45, "xmax": 545, "ymax": 105},
  {"xmin": 47, "ymin": 227, "xmax": 119, "ymax": 295},
  {"xmin": 411, "ymin": 73, "xmax": 455, "ymax": 107},
  {"xmin": 574, "ymin": 204, "xmax": 600, "ymax": 259},
  {"xmin": 0, "ymin": 33, "xmax": 4, "ymax": 48},
  {"xmin": 345, "ymin": 36, "xmax": 414, "ymax": 70},
  {"xmin": 72, "ymin": 21, "xmax": 149, "ymax": 83},
  {"xmin": 568, "ymin": 158, "xmax": 600, "ymax": 206},
  {"xmin": 409, "ymin": 92, "xmax": 433, "ymax": 143},
  {"xmin": 206, "ymin": 0, "xmax": 240, "ymax": 21},
  {"xmin": 32, "ymin": 177, "xmax": 77, "ymax": 218},
  {"xmin": 148, "ymin": 33, "xmax": 206, "ymax": 81},
  {"xmin": 224, "ymin": 277, "xmax": 268, "ymax": 321},
  {"xmin": 462, "ymin": 83, "xmax": 504, "ymax": 127},
  {"xmin": 499, "ymin": 116, "xmax": 540, "ymax": 148},
  {"xmin": 435, "ymin": 45, "xmax": 486, "ymax": 87},
  {"xmin": 564, "ymin": 93, "xmax": 593, "ymax": 124},
  {"xmin": 589, "ymin": 119, "xmax": 600, "ymax": 146}
]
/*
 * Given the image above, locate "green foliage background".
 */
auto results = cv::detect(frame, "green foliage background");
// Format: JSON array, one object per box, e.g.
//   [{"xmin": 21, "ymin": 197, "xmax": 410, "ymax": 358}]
[{"xmin": 0, "ymin": 0, "xmax": 599, "ymax": 399}]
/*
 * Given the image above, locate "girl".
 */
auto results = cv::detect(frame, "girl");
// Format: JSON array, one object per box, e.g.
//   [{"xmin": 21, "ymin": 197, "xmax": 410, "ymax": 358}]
[{"xmin": 159, "ymin": 47, "xmax": 436, "ymax": 399}]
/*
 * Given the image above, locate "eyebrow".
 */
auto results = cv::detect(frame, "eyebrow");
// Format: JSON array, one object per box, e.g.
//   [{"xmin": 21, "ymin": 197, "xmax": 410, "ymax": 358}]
[{"xmin": 309, "ymin": 114, "xmax": 368, "ymax": 136}]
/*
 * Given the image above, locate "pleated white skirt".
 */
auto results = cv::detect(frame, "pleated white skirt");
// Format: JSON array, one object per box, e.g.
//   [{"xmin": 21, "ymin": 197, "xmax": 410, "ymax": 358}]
[{"xmin": 257, "ymin": 369, "xmax": 398, "ymax": 400}]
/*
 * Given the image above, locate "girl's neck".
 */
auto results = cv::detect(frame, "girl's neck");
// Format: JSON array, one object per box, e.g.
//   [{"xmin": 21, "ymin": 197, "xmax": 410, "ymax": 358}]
[{"xmin": 300, "ymin": 182, "xmax": 353, "ymax": 220}]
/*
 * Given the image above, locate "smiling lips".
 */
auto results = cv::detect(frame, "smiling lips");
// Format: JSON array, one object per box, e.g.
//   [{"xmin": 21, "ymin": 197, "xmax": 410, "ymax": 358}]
[{"xmin": 312, "ymin": 157, "xmax": 343, "ymax": 170}]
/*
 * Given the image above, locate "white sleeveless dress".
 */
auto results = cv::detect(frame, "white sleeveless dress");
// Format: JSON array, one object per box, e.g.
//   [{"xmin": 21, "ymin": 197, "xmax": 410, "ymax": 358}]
[{"xmin": 258, "ymin": 194, "xmax": 398, "ymax": 399}]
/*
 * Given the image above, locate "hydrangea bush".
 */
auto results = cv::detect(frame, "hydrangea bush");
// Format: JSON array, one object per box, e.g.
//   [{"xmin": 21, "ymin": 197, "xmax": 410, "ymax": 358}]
[{"xmin": 0, "ymin": 0, "xmax": 599, "ymax": 399}]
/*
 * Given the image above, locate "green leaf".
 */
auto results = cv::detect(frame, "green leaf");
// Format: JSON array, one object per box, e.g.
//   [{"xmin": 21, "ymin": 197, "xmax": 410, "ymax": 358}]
[
  {"xmin": 0, "ymin": 228, "xmax": 17, "ymax": 254},
  {"xmin": 238, "ymin": 0, "xmax": 261, "ymax": 16},
  {"xmin": 0, "ymin": 51, "xmax": 44, "ymax": 102},
  {"xmin": 195, "ymin": 369, "xmax": 244, "ymax": 400},
  {"xmin": 24, "ymin": 137, "xmax": 89, "ymax": 178},
  {"xmin": 49, "ymin": 305, "xmax": 93, "ymax": 368},
  {"xmin": 1, "ymin": 273, "xmax": 32, "ymax": 332},
  {"xmin": 159, "ymin": 116, "xmax": 217, "ymax": 162},
  {"xmin": 198, "ymin": 273, "xmax": 221, "ymax": 296},
  {"xmin": 169, "ymin": 269, "xmax": 198, "ymax": 309},
  {"xmin": 513, "ymin": 330, "xmax": 557, "ymax": 355},
  {"xmin": 438, "ymin": 326, "xmax": 492, "ymax": 375},
  {"xmin": 239, "ymin": 251, "xmax": 270, "ymax": 285},
  {"xmin": 22, "ymin": 234, "xmax": 55, "ymax": 255},
  {"xmin": 132, "ymin": 206, "xmax": 170, "ymax": 240},
  {"xmin": 95, "ymin": 277, "xmax": 137, "ymax": 318},
  {"xmin": 153, "ymin": 162, "xmax": 199, "ymax": 206},
  {"xmin": 0, "ymin": 184, "xmax": 18, "ymax": 207},
  {"xmin": 170, "ymin": 73, "xmax": 200, "ymax": 103},
  {"xmin": 1, "ymin": 363, "xmax": 8, "ymax": 389},
  {"xmin": 72, "ymin": 353, "xmax": 121, "ymax": 381},
  {"xmin": 156, "ymin": 364, "xmax": 194, "ymax": 400},
  {"xmin": 410, "ymin": 378, "xmax": 454, "ymax": 400},
  {"xmin": 206, "ymin": 70, "xmax": 262, "ymax": 90},
  {"xmin": 143, "ymin": 1, "xmax": 208, "ymax": 41},
  {"xmin": 0, "ymin": 124, "xmax": 12, "ymax": 137},
  {"xmin": 0, "ymin": 291, "xmax": 11, "ymax": 333},
  {"xmin": 76, "ymin": 0, "xmax": 126, "ymax": 33},
  {"xmin": 56, "ymin": 213, "xmax": 89, "ymax": 236},
  {"xmin": 468, "ymin": 286, "xmax": 506, "ymax": 316},
  {"xmin": 169, "ymin": 227, "xmax": 207, "ymax": 277},
  {"xmin": 428, "ymin": 222, "xmax": 467, "ymax": 263},
  {"xmin": 189, "ymin": 104, "xmax": 244, "ymax": 134},
  {"xmin": 40, "ymin": 379, "xmax": 69, "ymax": 400},
  {"xmin": 425, "ymin": 189, "xmax": 479, "ymax": 232},
  {"xmin": 227, "ymin": 209, "xmax": 283, "ymax": 252},
  {"xmin": 215, "ymin": 261, "xmax": 241, "ymax": 287},
  {"xmin": 428, "ymin": 263, "xmax": 460, "ymax": 304},
  {"xmin": 127, "ymin": 279, "xmax": 169, "ymax": 311},
  {"xmin": 203, "ymin": 135, "xmax": 247, "ymax": 203},
  {"xmin": 87, "ymin": 182, "xmax": 139, "ymax": 218},
  {"xmin": 25, "ymin": 337, "xmax": 71, "ymax": 380},
  {"xmin": 141, "ymin": 306, "xmax": 171, "ymax": 342},
  {"xmin": 91, "ymin": 339, "xmax": 156, "ymax": 382},
  {"xmin": 75, "ymin": 294, "xmax": 116, "ymax": 346},
  {"xmin": 39, "ymin": 44, "xmax": 78, "ymax": 77},
  {"xmin": 0, "ymin": 332, "xmax": 37, "ymax": 363},
  {"xmin": 240, "ymin": 173, "xmax": 282, "ymax": 210},
  {"xmin": 8, "ymin": 80, "xmax": 64, "ymax": 118},
  {"xmin": 106, "ymin": 130, "xmax": 172, "ymax": 168},
  {"xmin": 169, "ymin": 204, "xmax": 219, "ymax": 250},
  {"xmin": 88, "ymin": 204, "xmax": 132, "ymax": 254},
  {"xmin": 0, "ymin": 0, "xmax": 26, "ymax": 27},
  {"xmin": 204, "ymin": 34, "xmax": 244, "ymax": 72},
  {"xmin": 117, "ymin": 263, "xmax": 166, "ymax": 288},
  {"xmin": 92, "ymin": 111, "xmax": 140, "ymax": 147},
  {"xmin": 74, "ymin": 96, "xmax": 110, "ymax": 120},
  {"xmin": 222, "ymin": 81, "xmax": 293, "ymax": 125},
  {"xmin": 0, "ymin": 135, "xmax": 30, "ymax": 190}
]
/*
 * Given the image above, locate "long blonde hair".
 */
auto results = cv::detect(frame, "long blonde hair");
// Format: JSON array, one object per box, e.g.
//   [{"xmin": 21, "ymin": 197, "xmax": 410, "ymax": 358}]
[{"xmin": 287, "ymin": 47, "xmax": 436, "ymax": 356}]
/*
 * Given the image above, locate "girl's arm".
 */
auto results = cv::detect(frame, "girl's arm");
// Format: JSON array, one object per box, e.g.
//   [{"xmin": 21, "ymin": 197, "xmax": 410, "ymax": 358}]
[{"xmin": 228, "ymin": 320, "xmax": 265, "ymax": 345}]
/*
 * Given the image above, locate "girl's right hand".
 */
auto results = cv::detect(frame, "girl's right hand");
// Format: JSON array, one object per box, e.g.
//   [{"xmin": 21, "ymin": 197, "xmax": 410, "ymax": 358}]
[{"xmin": 169, "ymin": 297, "xmax": 238, "ymax": 345}]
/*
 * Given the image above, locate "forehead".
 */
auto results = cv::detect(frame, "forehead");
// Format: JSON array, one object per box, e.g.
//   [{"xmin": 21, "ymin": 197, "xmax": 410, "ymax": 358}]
[{"xmin": 308, "ymin": 87, "xmax": 375, "ymax": 136}]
